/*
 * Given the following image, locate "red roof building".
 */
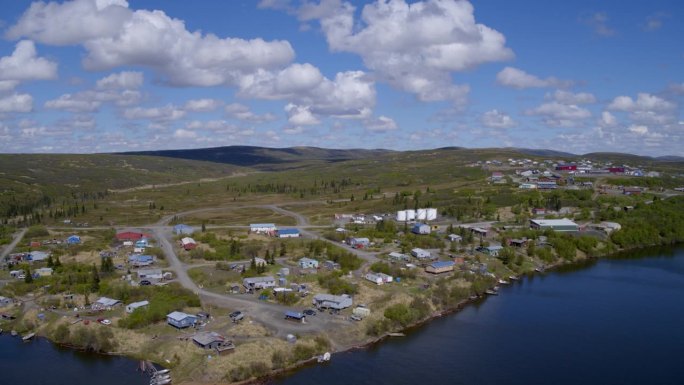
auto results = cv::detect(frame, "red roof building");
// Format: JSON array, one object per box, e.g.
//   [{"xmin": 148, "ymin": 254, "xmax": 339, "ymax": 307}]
[{"xmin": 116, "ymin": 231, "xmax": 151, "ymax": 241}]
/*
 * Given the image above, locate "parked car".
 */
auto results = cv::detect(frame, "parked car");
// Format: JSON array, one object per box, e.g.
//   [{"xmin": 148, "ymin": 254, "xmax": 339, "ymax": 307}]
[
  {"xmin": 229, "ymin": 311, "xmax": 244, "ymax": 322},
  {"xmin": 350, "ymin": 315, "xmax": 362, "ymax": 321},
  {"xmin": 303, "ymin": 309, "xmax": 317, "ymax": 316},
  {"xmin": 99, "ymin": 319, "xmax": 111, "ymax": 325},
  {"xmin": 140, "ymin": 280, "xmax": 151, "ymax": 286}
]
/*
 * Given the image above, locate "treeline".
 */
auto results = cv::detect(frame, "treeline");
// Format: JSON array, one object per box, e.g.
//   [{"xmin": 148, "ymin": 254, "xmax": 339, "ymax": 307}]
[
  {"xmin": 226, "ymin": 177, "xmax": 355, "ymax": 196},
  {"xmin": 607, "ymin": 196, "xmax": 684, "ymax": 248}
]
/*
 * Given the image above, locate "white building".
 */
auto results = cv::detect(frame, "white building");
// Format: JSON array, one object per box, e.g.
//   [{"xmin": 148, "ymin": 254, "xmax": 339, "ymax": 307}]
[
  {"xmin": 312, "ymin": 294, "xmax": 353, "ymax": 310},
  {"xmin": 243, "ymin": 276, "xmax": 276, "ymax": 290},
  {"xmin": 411, "ymin": 248, "xmax": 432, "ymax": 260},
  {"xmin": 250, "ymin": 223, "xmax": 277, "ymax": 233},
  {"xmin": 126, "ymin": 300, "xmax": 150, "ymax": 313},
  {"xmin": 365, "ymin": 272, "xmax": 393, "ymax": 285}
]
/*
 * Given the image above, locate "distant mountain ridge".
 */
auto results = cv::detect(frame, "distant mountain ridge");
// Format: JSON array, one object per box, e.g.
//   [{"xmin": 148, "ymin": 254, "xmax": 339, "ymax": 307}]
[
  {"xmin": 121, "ymin": 145, "xmax": 683, "ymax": 167},
  {"xmin": 121, "ymin": 146, "xmax": 393, "ymax": 170}
]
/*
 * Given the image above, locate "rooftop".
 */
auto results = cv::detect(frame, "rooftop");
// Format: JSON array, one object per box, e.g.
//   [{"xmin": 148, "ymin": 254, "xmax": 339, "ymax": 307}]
[{"xmin": 531, "ymin": 218, "xmax": 578, "ymax": 227}]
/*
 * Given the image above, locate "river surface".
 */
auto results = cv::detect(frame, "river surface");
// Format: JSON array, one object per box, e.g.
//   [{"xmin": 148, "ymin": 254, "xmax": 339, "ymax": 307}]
[
  {"xmin": 0, "ymin": 335, "xmax": 150, "ymax": 385},
  {"xmin": 2, "ymin": 246, "xmax": 683, "ymax": 385}
]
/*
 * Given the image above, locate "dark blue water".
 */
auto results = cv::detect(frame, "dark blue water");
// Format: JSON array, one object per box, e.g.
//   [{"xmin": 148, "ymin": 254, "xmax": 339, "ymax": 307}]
[
  {"xmin": 272, "ymin": 245, "xmax": 684, "ymax": 385},
  {"xmin": 0, "ymin": 336, "xmax": 149, "ymax": 385}
]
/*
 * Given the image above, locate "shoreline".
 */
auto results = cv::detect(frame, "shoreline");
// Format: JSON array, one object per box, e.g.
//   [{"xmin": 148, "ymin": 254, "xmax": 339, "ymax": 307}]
[{"xmin": 10, "ymin": 242, "xmax": 681, "ymax": 385}]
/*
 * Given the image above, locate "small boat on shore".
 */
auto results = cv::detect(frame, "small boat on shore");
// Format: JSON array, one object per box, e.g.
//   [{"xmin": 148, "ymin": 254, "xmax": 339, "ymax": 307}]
[
  {"xmin": 10, "ymin": 330, "xmax": 17, "ymax": 336},
  {"xmin": 317, "ymin": 352, "xmax": 331, "ymax": 362},
  {"xmin": 22, "ymin": 332, "xmax": 36, "ymax": 341},
  {"xmin": 498, "ymin": 279, "xmax": 510, "ymax": 285},
  {"xmin": 535, "ymin": 266, "xmax": 546, "ymax": 273},
  {"xmin": 150, "ymin": 378, "xmax": 171, "ymax": 385},
  {"xmin": 485, "ymin": 290, "xmax": 499, "ymax": 296},
  {"xmin": 508, "ymin": 275, "xmax": 520, "ymax": 281},
  {"xmin": 153, "ymin": 369, "xmax": 170, "ymax": 376},
  {"xmin": 388, "ymin": 332, "xmax": 405, "ymax": 337}
]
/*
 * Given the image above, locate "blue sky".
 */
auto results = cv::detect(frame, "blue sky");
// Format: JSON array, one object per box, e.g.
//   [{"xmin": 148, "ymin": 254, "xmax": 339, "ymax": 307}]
[{"xmin": 0, "ymin": 0, "xmax": 682, "ymax": 155}]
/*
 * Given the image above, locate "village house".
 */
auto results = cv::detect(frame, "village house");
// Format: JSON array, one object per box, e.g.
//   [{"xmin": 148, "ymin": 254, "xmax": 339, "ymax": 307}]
[
  {"xmin": 243, "ymin": 276, "xmax": 276, "ymax": 290},
  {"xmin": 365, "ymin": 272, "xmax": 393, "ymax": 285},
  {"xmin": 180, "ymin": 237, "xmax": 197, "ymax": 251},
  {"xmin": 508, "ymin": 238, "xmax": 528, "ymax": 247},
  {"xmin": 411, "ymin": 223, "xmax": 431, "ymax": 235},
  {"xmin": 192, "ymin": 331, "xmax": 234, "ymax": 354},
  {"xmin": 532, "ymin": 208, "xmax": 546, "ymax": 216},
  {"xmin": 137, "ymin": 268, "xmax": 163, "ymax": 281},
  {"xmin": 285, "ymin": 311, "xmax": 306, "ymax": 323},
  {"xmin": 276, "ymin": 228, "xmax": 300, "ymax": 238},
  {"xmin": 479, "ymin": 245, "xmax": 503, "ymax": 257},
  {"xmin": 347, "ymin": 237, "xmax": 370, "ymax": 248},
  {"xmin": 411, "ymin": 248, "xmax": 432, "ymax": 260},
  {"xmin": 135, "ymin": 238, "xmax": 150, "ymax": 248},
  {"xmin": 116, "ymin": 231, "xmax": 150, "ymax": 241},
  {"xmin": 425, "ymin": 260, "xmax": 455, "ymax": 274},
  {"xmin": 35, "ymin": 267, "xmax": 53, "ymax": 277},
  {"xmin": 128, "ymin": 254, "xmax": 155, "ymax": 267},
  {"xmin": 388, "ymin": 252, "xmax": 409, "ymax": 262},
  {"xmin": 530, "ymin": 218, "xmax": 579, "ymax": 232},
  {"xmin": 322, "ymin": 260, "xmax": 340, "ymax": 270},
  {"xmin": 166, "ymin": 311, "xmax": 197, "ymax": 329},
  {"xmin": 126, "ymin": 300, "xmax": 149, "ymax": 313},
  {"xmin": 92, "ymin": 297, "xmax": 121, "ymax": 311},
  {"xmin": 250, "ymin": 223, "xmax": 277, "ymax": 234},
  {"xmin": 447, "ymin": 234, "xmax": 462, "ymax": 242},
  {"xmin": 298, "ymin": 257, "xmax": 319, "ymax": 269},
  {"xmin": 253, "ymin": 257, "xmax": 267, "ymax": 267},
  {"xmin": 312, "ymin": 293, "xmax": 353, "ymax": 310},
  {"xmin": 26, "ymin": 251, "xmax": 49, "ymax": 262}
]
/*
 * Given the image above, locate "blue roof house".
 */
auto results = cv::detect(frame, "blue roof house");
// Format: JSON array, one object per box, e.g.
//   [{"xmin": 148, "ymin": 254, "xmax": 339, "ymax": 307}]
[
  {"xmin": 135, "ymin": 238, "xmax": 150, "ymax": 248},
  {"xmin": 167, "ymin": 311, "xmax": 198, "ymax": 329},
  {"xmin": 128, "ymin": 254, "xmax": 154, "ymax": 267},
  {"xmin": 411, "ymin": 223, "xmax": 431, "ymax": 235},
  {"xmin": 277, "ymin": 228, "xmax": 301, "ymax": 238},
  {"xmin": 66, "ymin": 235, "xmax": 81, "ymax": 245},
  {"xmin": 173, "ymin": 224, "xmax": 195, "ymax": 235}
]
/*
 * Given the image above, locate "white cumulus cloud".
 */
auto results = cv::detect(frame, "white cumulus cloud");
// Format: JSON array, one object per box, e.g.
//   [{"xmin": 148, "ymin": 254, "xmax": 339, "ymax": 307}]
[
  {"xmin": 526, "ymin": 101, "xmax": 591, "ymax": 127},
  {"xmin": 265, "ymin": 0, "xmax": 513, "ymax": 104},
  {"xmin": 0, "ymin": 40, "xmax": 58, "ymax": 86},
  {"xmin": 95, "ymin": 71, "xmax": 143, "ymax": 89},
  {"xmin": 285, "ymin": 103, "xmax": 320, "ymax": 125},
  {"xmin": 481, "ymin": 109, "xmax": 516, "ymax": 129},
  {"xmin": 225, "ymin": 103, "xmax": 277, "ymax": 122},
  {"xmin": 124, "ymin": 105, "xmax": 186, "ymax": 120},
  {"xmin": 0, "ymin": 93, "xmax": 34, "ymax": 113},
  {"xmin": 497, "ymin": 67, "xmax": 572, "ymax": 89},
  {"xmin": 549, "ymin": 90, "xmax": 596, "ymax": 105},
  {"xmin": 365, "ymin": 115, "xmax": 398, "ymax": 132},
  {"xmin": 184, "ymin": 98, "xmax": 223, "ymax": 112}
]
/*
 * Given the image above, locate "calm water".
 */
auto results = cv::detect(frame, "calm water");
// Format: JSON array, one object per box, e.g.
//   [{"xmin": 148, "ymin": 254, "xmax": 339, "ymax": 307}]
[
  {"xmin": 272, "ymin": 245, "xmax": 684, "ymax": 385},
  {"xmin": 0, "ymin": 336, "xmax": 149, "ymax": 385},
  {"xmin": 2, "ymin": 246, "xmax": 683, "ymax": 385}
]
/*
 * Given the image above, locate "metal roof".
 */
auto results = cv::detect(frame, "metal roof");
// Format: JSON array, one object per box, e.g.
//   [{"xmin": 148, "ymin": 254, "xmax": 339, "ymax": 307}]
[
  {"xmin": 167, "ymin": 311, "xmax": 195, "ymax": 321},
  {"xmin": 278, "ymin": 228, "xmax": 300, "ymax": 234},
  {"xmin": 430, "ymin": 261, "xmax": 455, "ymax": 268}
]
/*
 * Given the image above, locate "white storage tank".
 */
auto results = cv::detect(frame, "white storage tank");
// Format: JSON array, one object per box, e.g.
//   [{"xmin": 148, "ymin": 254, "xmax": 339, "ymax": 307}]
[
  {"xmin": 406, "ymin": 209, "xmax": 416, "ymax": 221},
  {"xmin": 416, "ymin": 208, "xmax": 427, "ymax": 220},
  {"xmin": 426, "ymin": 208, "xmax": 437, "ymax": 221},
  {"xmin": 396, "ymin": 210, "xmax": 407, "ymax": 221}
]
